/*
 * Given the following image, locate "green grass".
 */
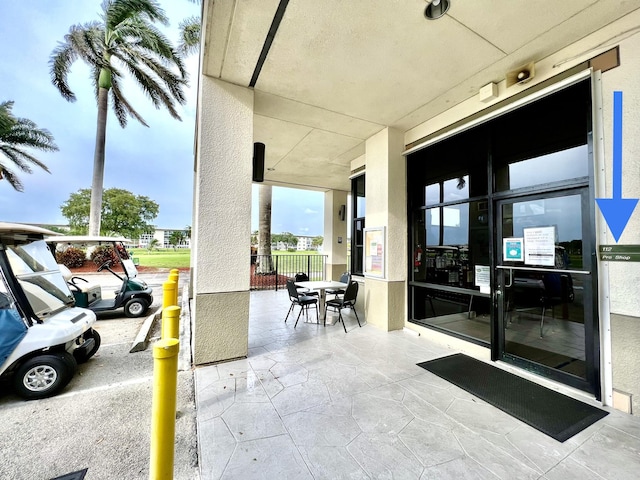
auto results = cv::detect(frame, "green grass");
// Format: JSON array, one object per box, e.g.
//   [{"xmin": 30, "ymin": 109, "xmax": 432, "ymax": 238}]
[
  {"xmin": 130, "ymin": 248, "xmax": 191, "ymax": 268},
  {"xmin": 127, "ymin": 248, "xmax": 321, "ymax": 269}
]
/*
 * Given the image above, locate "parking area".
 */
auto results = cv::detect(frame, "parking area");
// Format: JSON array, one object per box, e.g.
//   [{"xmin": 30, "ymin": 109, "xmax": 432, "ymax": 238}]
[{"xmin": 0, "ymin": 272, "xmax": 197, "ymax": 480}]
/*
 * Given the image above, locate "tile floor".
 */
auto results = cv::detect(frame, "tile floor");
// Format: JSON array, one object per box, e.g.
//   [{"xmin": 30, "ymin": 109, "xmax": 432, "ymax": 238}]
[{"xmin": 195, "ymin": 290, "xmax": 640, "ymax": 480}]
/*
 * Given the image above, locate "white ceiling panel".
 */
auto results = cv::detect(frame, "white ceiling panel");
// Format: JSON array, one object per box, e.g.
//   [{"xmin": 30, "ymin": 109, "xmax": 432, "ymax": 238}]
[{"xmin": 201, "ymin": 0, "xmax": 640, "ymax": 192}]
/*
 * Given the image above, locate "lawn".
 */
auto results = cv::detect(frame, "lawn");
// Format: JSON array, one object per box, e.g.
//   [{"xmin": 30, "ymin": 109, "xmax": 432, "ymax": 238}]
[
  {"xmin": 130, "ymin": 248, "xmax": 191, "ymax": 268},
  {"xmin": 128, "ymin": 248, "xmax": 321, "ymax": 269}
]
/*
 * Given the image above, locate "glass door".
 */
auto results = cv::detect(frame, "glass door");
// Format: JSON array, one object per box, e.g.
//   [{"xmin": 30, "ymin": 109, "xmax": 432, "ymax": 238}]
[{"xmin": 495, "ymin": 189, "xmax": 599, "ymax": 394}]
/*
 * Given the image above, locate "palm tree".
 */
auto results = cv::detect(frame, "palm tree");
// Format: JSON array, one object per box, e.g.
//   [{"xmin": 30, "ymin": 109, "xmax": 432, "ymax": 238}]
[
  {"xmin": 0, "ymin": 101, "xmax": 57, "ymax": 191},
  {"xmin": 177, "ymin": 16, "xmax": 201, "ymax": 56},
  {"xmin": 50, "ymin": 0, "xmax": 188, "ymax": 236}
]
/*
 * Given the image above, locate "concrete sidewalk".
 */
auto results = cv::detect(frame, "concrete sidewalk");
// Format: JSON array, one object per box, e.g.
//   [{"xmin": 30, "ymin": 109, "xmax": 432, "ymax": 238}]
[{"xmin": 193, "ymin": 290, "xmax": 640, "ymax": 480}]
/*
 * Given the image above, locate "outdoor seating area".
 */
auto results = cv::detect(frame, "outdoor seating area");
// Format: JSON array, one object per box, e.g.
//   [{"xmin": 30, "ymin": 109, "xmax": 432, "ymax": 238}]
[{"xmin": 194, "ymin": 290, "xmax": 640, "ymax": 479}]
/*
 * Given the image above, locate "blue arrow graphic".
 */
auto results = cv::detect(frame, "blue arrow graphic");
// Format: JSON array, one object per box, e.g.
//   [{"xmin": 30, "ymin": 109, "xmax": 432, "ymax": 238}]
[{"xmin": 595, "ymin": 91, "xmax": 638, "ymax": 243}]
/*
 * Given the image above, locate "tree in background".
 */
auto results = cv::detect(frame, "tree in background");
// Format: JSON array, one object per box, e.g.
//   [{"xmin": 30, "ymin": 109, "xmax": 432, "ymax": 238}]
[
  {"xmin": 169, "ymin": 230, "xmax": 186, "ymax": 249},
  {"xmin": 257, "ymin": 185, "xmax": 274, "ymax": 273},
  {"xmin": 0, "ymin": 101, "xmax": 57, "ymax": 191},
  {"xmin": 50, "ymin": 0, "xmax": 188, "ymax": 236},
  {"xmin": 312, "ymin": 236, "xmax": 323, "ymax": 250},
  {"xmin": 61, "ymin": 187, "xmax": 159, "ymax": 240},
  {"xmin": 185, "ymin": 225, "xmax": 192, "ymax": 240},
  {"xmin": 272, "ymin": 232, "xmax": 297, "ymax": 250}
]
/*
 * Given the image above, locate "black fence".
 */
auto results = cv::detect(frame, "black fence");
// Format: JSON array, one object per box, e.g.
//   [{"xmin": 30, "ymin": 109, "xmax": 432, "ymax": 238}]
[{"xmin": 250, "ymin": 254, "xmax": 327, "ymax": 291}]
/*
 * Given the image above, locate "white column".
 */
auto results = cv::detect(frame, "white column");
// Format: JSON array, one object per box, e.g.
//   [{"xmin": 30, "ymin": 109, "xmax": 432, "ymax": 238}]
[
  {"xmin": 364, "ymin": 127, "xmax": 407, "ymax": 331},
  {"xmin": 323, "ymin": 190, "xmax": 348, "ymax": 280},
  {"xmin": 192, "ymin": 77, "xmax": 253, "ymax": 364}
]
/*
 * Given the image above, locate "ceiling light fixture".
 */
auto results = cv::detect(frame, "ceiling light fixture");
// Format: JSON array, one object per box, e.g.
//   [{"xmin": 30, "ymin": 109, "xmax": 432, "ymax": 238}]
[{"xmin": 425, "ymin": 0, "xmax": 450, "ymax": 20}]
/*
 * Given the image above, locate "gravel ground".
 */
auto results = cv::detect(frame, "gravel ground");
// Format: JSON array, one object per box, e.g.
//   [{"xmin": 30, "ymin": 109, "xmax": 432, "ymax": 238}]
[{"xmin": 0, "ymin": 275, "xmax": 198, "ymax": 480}]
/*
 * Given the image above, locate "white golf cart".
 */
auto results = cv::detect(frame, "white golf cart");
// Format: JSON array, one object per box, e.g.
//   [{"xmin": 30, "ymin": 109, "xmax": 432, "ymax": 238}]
[{"xmin": 0, "ymin": 222, "xmax": 100, "ymax": 400}]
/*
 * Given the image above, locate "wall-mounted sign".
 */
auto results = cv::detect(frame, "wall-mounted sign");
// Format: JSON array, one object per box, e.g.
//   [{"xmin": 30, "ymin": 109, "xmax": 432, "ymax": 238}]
[
  {"xmin": 363, "ymin": 227, "xmax": 385, "ymax": 278},
  {"xmin": 503, "ymin": 238, "xmax": 524, "ymax": 262},
  {"xmin": 599, "ymin": 245, "xmax": 640, "ymax": 262},
  {"xmin": 523, "ymin": 226, "xmax": 556, "ymax": 266}
]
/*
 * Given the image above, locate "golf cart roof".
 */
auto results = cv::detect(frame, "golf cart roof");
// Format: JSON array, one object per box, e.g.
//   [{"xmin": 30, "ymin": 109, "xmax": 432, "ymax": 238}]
[
  {"xmin": 47, "ymin": 235, "xmax": 128, "ymax": 244},
  {"xmin": 0, "ymin": 222, "xmax": 61, "ymax": 237}
]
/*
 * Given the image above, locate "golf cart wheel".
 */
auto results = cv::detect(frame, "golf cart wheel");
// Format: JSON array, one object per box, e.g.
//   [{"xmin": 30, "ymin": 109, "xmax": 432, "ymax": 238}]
[
  {"xmin": 74, "ymin": 329, "xmax": 101, "ymax": 363},
  {"xmin": 13, "ymin": 353, "xmax": 77, "ymax": 400},
  {"xmin": 124, "ymin": 298, "xmax": 148, "ymax": 318}
]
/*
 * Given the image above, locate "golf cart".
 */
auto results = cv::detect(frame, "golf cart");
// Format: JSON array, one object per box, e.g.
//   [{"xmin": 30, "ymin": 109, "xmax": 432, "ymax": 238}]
[
  {"xmin": 0, "ymin": 222, "xmax": 100, "ymax": 400},
  {"xmin": 47, "ymin": 236, "xmax": 153, "ymax": 318}
]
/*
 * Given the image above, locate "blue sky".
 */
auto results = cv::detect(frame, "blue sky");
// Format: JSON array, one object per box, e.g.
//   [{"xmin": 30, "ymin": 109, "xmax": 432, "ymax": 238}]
[{"xmin": 0, "ymin": 0, "xmax": 323, "ymax": 236}]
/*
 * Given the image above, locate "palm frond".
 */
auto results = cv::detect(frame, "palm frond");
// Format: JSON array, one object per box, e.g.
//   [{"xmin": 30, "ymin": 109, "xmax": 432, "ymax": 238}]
[
  {"xmin": 104, "ymin": 0, "xmax": 168, "ymax": 31},
  {"xmin": 110, "ymin": 76, "xmax": 149, "ymax": 127},
  {"xmin": 177, "ymin": 16, "xmax": 201, "ymax": 57},
  {"xmin": 114, "ymin": 20, "xmax": 187, "ymax": 78},
  {"xmin": 0, "ymin": 164, "xmax": 24, "ymax": 191}
]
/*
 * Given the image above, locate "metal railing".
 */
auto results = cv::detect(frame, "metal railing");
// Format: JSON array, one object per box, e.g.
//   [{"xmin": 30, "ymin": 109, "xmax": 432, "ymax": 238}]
[{"xmin": 250, "ymin": 254, "xmax": 327, "ymax": 291}]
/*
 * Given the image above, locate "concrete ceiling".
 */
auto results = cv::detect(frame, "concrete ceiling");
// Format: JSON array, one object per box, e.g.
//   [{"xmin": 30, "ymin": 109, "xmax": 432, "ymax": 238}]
[{"xmin": 201, "ymin": 0, "xmax": 640, "ymax": 192}]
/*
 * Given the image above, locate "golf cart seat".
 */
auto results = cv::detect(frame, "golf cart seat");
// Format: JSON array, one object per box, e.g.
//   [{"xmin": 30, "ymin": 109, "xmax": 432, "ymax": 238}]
[{"xmin": 58, "ymin": 264, "xmax": 102, "ymax": 308}]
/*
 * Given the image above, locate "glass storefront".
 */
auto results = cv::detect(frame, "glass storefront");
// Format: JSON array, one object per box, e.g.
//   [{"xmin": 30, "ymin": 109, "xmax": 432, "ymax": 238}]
[{"xmin": 407, "ymin": 78, "xmax": 600, "ymax": 395}]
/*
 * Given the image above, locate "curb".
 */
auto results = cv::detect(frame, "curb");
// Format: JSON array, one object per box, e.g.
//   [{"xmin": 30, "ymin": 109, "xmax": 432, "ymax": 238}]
[{"xmin": 130, "ymin": 307, "xmax": 161, "ymax": 353}]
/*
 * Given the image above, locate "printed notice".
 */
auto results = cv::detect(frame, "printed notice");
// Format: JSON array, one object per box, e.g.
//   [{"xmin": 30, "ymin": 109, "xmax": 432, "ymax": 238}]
[
  {"xmin": 523, "ymin": 226, "xmax": 556, "ymax": 266},
  {"xmin": 474, "ymin": 265, "xmax": 490, "ymax": 287},
  {"xmin": 503, "ymin": 238, "xmax": 524, "ymax": 262}
]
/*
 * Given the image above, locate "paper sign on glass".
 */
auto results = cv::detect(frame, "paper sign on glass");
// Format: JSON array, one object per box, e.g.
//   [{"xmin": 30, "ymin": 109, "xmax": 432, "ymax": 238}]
[
  {"xmin": 503, "ymin": 238, "xmax": 524, "ymax": 262},
  {"xmin": 523, "ymin": 226, "xmax": 556, "ymax": 266}
]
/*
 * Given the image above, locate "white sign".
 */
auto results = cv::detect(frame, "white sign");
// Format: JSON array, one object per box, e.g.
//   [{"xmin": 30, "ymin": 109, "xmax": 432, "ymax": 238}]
[
  {"xmin": 474, "ymin": 265, "xmax": 490, "ymax": 288},
  {"xmin": 523, "ymin": 226, "xmax": 556, "ymax": 266}
]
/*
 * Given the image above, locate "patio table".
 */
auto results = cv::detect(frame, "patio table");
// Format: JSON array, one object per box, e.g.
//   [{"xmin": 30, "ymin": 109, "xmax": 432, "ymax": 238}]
[{"xmin": 295, "ymin": 280, "xmax": 348, "ymax": 324}]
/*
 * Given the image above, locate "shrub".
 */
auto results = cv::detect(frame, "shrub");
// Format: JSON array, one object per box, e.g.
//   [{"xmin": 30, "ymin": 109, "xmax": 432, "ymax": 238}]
[
  {"xmin": 57, "ymin": 247, "xmax": 86, "ymax": 269},
  {"xmin": 90, "ymin": 245, "xmax": 120, "ymax": 267}
]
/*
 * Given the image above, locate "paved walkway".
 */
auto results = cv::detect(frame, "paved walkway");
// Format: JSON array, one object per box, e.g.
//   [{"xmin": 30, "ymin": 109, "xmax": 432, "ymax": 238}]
[{"xmin": 194, "ymin": 290, "xmax": 640, "ymax": 479}]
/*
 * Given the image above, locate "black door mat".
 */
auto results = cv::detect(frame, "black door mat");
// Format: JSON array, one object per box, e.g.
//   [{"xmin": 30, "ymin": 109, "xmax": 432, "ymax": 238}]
[
  {"xmin": 416, "ymin": 353, "xmax": 608, "ymax": 442},
  {"xmin": 50, "ymin": 469, "xmax": 88, "ymax": 480}
]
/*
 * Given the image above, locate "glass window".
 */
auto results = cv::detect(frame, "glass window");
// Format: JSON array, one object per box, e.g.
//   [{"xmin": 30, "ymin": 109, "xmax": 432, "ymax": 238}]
[
  {"xmin": 443, "ymin": 175, "xmax": 469, "ymax": 202},
  {"xmin": 495, "ymin": 145, "xmax": 589, "ymax": 192},
  {"xmin": 351, "ymin": 175, "xmax": 365, "ymax": 275},
  {"xmin": 425, "ymin": 183, "xmax": 440, "ymax": 206}
]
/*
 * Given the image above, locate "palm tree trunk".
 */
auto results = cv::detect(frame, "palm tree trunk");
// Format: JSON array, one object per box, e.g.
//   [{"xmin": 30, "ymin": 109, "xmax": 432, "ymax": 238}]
[
  {"xmin": 88, "ymin": 87, "xmax": 109, "ymax": 235},
  {"xmin": 257, "ymin": 184, "xmax": 273, "ymax": 273}
]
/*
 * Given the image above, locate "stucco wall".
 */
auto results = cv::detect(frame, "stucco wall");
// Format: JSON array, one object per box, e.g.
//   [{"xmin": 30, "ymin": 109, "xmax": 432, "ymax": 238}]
[
  {"xmin": 194, "ymin": 77, "xmax": 253, "ymax": 295},
  {"xmin": 611, "ymin": 313, "xmax": 640, "ymax": 414},
  {"xmin": 599, "ymin": 32, "xmax": 640, "ymax": 316},
  {"xmin": 192, "ymin": 77, "xmax": 253, "ymax": 365},
  {"xmin": 193, "ymin": 291, "xmax": 249, "ymax": 365}
]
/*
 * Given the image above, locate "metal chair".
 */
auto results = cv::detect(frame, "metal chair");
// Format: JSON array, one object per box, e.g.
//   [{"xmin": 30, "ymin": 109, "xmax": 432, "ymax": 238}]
[
  {"xmin": 326, "ymin": 272, "xmax": 350, "ymax": 299},
  {"xmin": 285, "ymin": 279, "xmax": 318, "ymax": 327},
  {"xmin": 323, "ymin": 280, "xmax": 361, "ymax": 333},
  {"xmin": 294, "ymin": 272, "xmax": 319, "ymax": 297}
]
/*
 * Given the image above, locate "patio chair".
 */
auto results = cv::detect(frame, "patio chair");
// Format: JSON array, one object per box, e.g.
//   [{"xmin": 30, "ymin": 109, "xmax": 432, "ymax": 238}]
[
  {"xmin": 285, "ymin": 279, "xmax": 318, "ymax": 327},
  {"xmin": 326, "ymin": 272, "xmax": 350, "ymax": 299},
  {"xmin": 294, "ymin": 272, "xmax": 319, "ymax": 297},
  {"xmin": 323, "ymin": 280, "xmax": 361, "ymax": 333}
]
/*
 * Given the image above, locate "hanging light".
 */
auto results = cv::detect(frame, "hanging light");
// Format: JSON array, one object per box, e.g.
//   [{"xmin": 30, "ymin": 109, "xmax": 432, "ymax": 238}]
[{"xmin": 425, "ymin": 0, "xmax": 450, "ymax": 20}]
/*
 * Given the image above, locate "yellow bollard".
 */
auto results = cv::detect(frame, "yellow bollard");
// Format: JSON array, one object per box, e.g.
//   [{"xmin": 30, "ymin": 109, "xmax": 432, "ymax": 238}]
[
  {"xmin": 162, "ymin": 280, "xmax": 177, "ymax": 309},
  {"xmin": 161, "ymin": 305, "xmax": 181, "ymax": 340},
  {"xmin": 168, "ymin": 271, "xmax": 179, "ymax": 306},
  {"xmin": 149, "ymin": 338, "xmax": 179, "ymax": 480}
]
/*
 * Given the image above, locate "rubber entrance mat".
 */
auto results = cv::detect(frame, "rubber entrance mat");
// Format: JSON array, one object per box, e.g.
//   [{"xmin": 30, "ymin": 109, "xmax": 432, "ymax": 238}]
[{"xmin": 416, "ymin": 353, "xmax": 608, "ymax": 442}]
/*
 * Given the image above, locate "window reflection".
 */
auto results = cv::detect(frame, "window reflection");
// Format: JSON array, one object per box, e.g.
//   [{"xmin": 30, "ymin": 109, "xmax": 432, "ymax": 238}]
[
  {"xmin": 495, "ymin": 145, "xmax": 588, "ymax": 191},
  {"xmin": 443, "ymin": 175, "xmax": 469, "ymax": 202},
  {"xmin": 425, "ymin": 183, "xmax": 440, "ymax": 206}
]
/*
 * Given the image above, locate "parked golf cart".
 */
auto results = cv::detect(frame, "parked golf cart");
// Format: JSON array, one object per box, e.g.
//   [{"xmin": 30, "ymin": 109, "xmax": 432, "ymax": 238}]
[
  {"xmin": 0, "ymin": 222, "xmax": 100, "ymax": 400},
  {"xmin": 47, "ymin": 236, "xmax": 153, "ymax": 318}
]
